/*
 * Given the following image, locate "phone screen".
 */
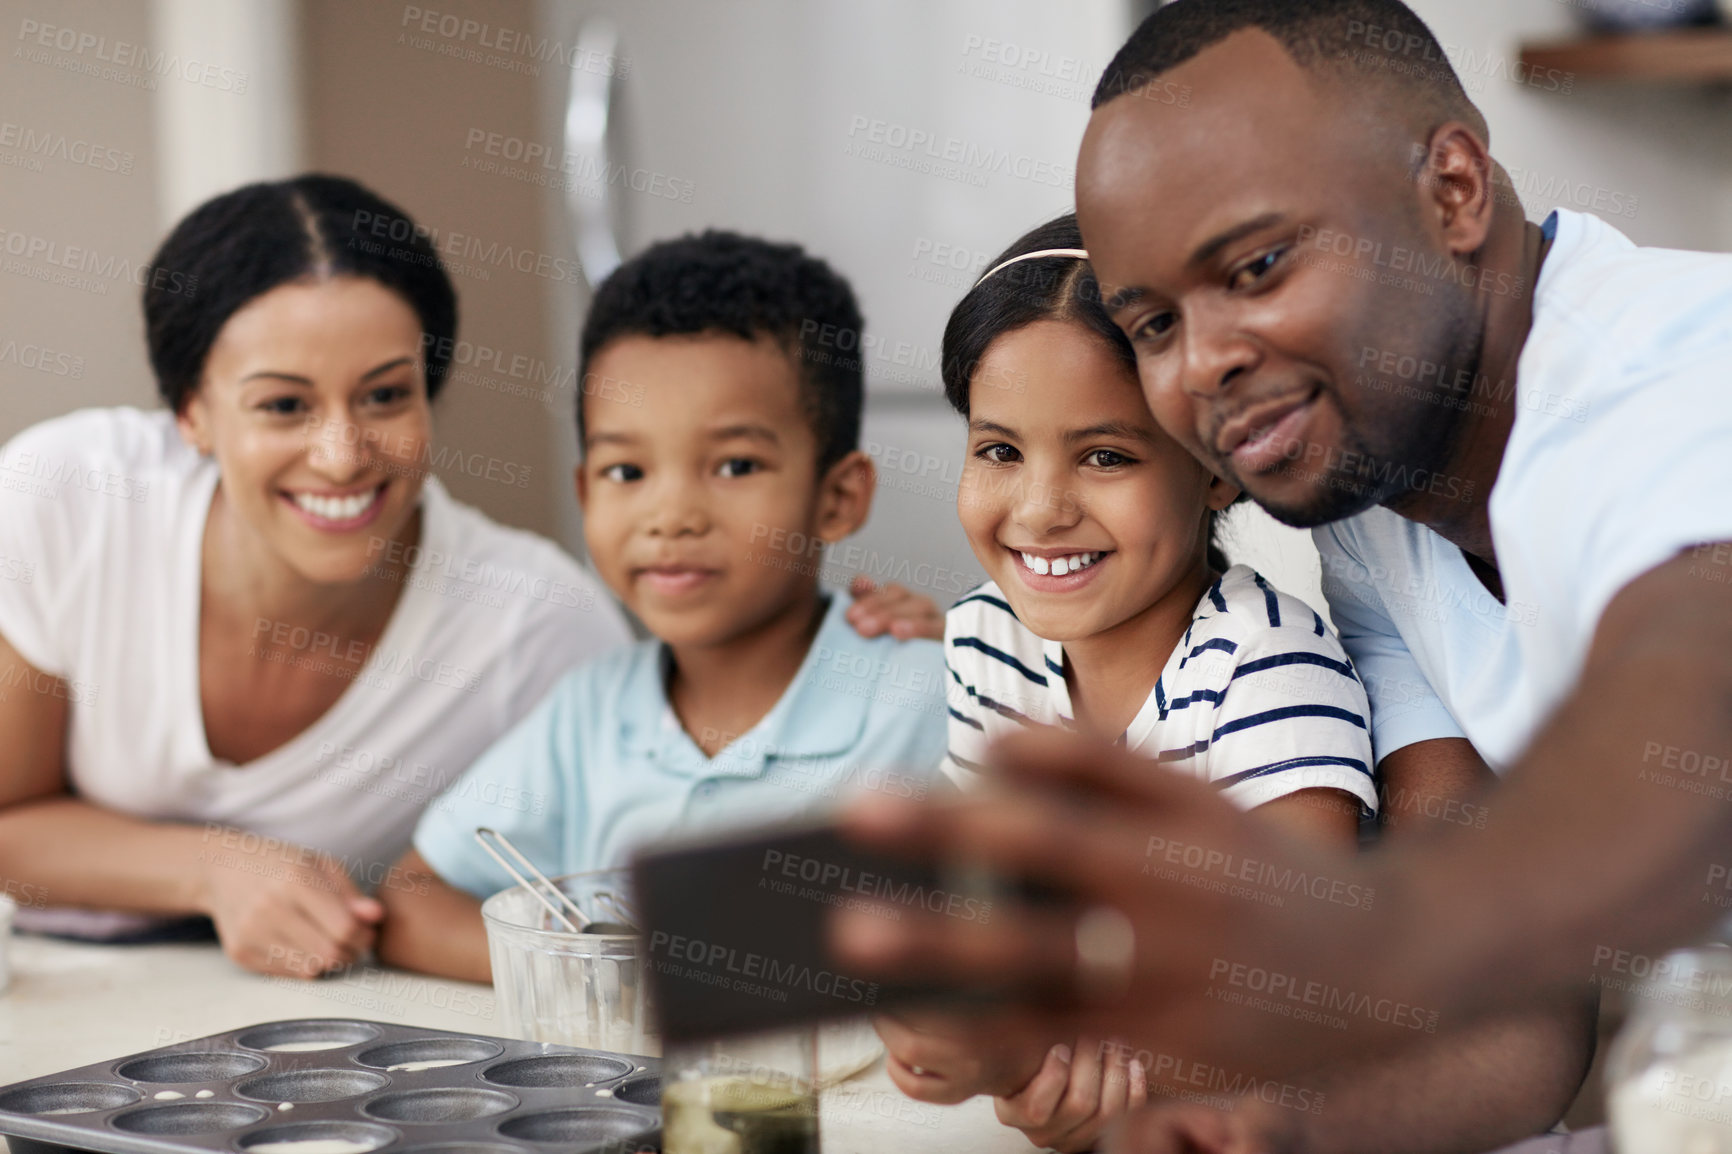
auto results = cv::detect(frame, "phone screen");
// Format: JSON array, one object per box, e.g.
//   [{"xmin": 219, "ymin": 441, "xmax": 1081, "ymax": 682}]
[{"xmin": 632, "ymin": 821, "xmax": 1007, "ymax": 1042}]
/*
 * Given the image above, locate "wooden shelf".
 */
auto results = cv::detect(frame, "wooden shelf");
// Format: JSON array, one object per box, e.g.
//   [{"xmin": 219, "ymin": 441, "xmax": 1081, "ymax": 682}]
[{"xmin": 1520, "ymin": 26, "xmax": 1732, "ymax": 83}]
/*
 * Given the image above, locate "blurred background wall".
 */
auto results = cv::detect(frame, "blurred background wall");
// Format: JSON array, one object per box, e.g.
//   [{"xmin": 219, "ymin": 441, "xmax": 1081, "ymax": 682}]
[{"xmin": 3, "ymin": 0, "xmax": 1729, "ymax": 620}]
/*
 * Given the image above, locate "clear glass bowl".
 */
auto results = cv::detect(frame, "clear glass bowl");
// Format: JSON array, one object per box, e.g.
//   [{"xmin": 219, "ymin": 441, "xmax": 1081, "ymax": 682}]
[
  {"xmin": 480, "ymin": 870, "xmax": 653, "ymax": 1055},
  {"xmin": 1607, "ymin": 945, "xmax": 1732, "ymax": 1153}
]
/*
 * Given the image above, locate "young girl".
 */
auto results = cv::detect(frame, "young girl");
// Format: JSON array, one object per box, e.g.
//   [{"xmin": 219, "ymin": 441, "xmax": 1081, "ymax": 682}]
[{"xmin": 875, "ymin": 215, "xmax": 1378, "ymax": 1152}]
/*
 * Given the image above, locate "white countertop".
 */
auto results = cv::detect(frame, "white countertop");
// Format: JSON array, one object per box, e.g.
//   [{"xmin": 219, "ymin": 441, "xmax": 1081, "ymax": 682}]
[{"xmin": 0, "ymin": 934, "xmax": 1029, "ymax": 1154}]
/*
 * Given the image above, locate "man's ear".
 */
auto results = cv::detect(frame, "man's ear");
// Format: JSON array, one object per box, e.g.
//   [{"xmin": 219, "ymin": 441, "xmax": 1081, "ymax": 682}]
[
  {"xmin": 1206, "ymin": 472, "xmax": 1242, "ymax": 512},
  {"xmin": 814, "ymin": 450, "xmax": 875, "ymax": 544},
  {"xmin": 175, "ymin": 391, "xmax": 212, "ymax": 456},
  {"xmin": 1415, "ymin": 122, "xmax": 1497, "ymax": 258}
]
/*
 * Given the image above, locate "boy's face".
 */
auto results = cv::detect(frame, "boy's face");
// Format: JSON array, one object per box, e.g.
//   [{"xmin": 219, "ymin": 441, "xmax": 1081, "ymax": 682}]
[
  {"xmin": 958, "ymin": 319, "xmax": 1236, "ymax": 644},
  {"xmin": 578, "ymin": 333, "xmax": 870, "ymax": 649}
]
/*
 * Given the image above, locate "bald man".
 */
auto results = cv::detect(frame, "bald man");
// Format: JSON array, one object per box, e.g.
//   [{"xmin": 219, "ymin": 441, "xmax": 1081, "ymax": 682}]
[{"xmin": 833, "ymin": 1, "xmax": 1732, "ymax": 1150}]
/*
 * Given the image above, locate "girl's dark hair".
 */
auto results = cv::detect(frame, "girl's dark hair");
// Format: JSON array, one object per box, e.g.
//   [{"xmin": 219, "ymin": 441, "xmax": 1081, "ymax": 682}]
[
  {"xmin": 940, "ymin": 214, "xmax": 1123, "ymax": 417},
  {"xmin": 144, "ymin": 174, "xmax": 458, "ymax": 413},
  {"xmin": 940, "ymin": 212, "xmax": 1240, "ymax": 573}
]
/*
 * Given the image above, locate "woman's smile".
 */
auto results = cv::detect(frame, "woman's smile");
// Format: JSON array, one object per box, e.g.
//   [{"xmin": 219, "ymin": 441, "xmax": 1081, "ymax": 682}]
[{"xmin": 280, "ymin": 481, "xmax": 390, "ymax": 532}]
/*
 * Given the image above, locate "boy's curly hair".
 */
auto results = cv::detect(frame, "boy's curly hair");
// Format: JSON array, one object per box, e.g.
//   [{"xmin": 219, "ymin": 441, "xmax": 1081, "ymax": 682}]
[{"xmin": 578, "ymin": 230, "xmax": 864, "ymax": 471}]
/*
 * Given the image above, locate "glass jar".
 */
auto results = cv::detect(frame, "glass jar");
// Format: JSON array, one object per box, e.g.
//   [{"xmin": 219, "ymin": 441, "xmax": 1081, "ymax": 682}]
[
  {"xmin": 1607, "ymin": 945, "xmax": 1732, "ymax": 1153},
  {"xmin": 661, "ymin": 1028, "xmax": 820, "ymax": 1154}
]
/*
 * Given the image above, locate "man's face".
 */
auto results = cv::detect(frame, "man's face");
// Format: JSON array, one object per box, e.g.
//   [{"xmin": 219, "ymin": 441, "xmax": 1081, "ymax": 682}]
[{"xmin": 1077, "ymin": 30, "xmax": 1480, "ymax": 528}]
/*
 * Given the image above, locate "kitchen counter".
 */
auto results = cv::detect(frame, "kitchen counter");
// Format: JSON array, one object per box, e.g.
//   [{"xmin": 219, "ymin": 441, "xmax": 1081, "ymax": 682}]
[{"xmin": 0, "ymin": 934, "xmax": 1026, "ymax": 1153}]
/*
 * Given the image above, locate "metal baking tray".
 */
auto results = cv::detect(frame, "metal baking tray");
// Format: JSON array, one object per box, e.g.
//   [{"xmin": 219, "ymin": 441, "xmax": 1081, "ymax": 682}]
[{"xmin": 0, "ymin": 1018, "xmax": 659, "ymax": 1154}]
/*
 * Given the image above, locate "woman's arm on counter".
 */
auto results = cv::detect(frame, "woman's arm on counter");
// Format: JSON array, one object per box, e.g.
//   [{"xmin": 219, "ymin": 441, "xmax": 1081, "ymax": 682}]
[
  {"xmin": 0, "ymin": 796, "xmax": 383, "ymax": 977},
  {"xmin": 0, "ymin": 633, "xmax": 382, "ymax": 977},
  {"xmin": 0, "ymin": 632, "xmax": 68, "ymax": 808}
]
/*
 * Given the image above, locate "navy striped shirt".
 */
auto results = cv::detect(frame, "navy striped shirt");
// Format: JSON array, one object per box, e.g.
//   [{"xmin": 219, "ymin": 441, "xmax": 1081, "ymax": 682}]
[{"xmin": 943, "ymin": 565, "xmax": 1378, "ymax": 814}]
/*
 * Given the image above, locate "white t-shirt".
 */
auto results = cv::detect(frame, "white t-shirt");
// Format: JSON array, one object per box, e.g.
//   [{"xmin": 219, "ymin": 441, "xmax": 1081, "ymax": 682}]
[
  {"xmin": 1315, "ymin": 210, "xmax": 1732, "ymax": 773},
  {"xmin": 0, "ymin": 408, "xmax": 631, "ymax": 899},
  {"xmin": 942, "ymin": 566, "xmax": 1379, "ymax": 815}
]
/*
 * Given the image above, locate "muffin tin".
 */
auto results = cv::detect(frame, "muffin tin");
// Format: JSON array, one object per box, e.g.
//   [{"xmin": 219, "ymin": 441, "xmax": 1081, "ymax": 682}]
[{"xmin": 0, "ymin": 1019, "xmax": 660, "ymax": 1154}]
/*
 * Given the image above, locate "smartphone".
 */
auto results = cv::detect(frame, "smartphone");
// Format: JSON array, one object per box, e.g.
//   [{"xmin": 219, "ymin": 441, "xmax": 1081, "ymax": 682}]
[{"xmin": 631, "ymin": 820, "xmax": 1021, "ymax": 1043}]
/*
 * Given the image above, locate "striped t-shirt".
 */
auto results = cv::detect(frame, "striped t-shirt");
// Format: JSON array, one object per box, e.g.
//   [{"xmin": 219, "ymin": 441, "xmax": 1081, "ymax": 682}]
[{"xmin": 943, "ymin": 565, "xmax": 1379, "ymax": 814}]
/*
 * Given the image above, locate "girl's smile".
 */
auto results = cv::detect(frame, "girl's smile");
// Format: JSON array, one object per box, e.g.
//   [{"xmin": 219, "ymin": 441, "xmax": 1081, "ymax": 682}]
[
  {"xmin": 1007, "ymin": 545, "xmax": 1112, "ymax": 590},
  {"xmin": 960, "ymin": 318, "xmax": 1235, "ymax": 647}
]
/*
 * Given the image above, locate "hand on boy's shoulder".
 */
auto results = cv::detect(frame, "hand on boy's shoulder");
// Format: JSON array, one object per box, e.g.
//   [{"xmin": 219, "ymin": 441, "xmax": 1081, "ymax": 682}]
[{"xmin": 847, "ymin": 576, "xmax": 943, "ymax": 642}]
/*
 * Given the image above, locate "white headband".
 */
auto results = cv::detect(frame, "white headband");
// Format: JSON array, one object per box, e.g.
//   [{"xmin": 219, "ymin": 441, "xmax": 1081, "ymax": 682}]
[{"xmin": 973, "ymin": 247, "xmax": 1090, "ymax": 289}]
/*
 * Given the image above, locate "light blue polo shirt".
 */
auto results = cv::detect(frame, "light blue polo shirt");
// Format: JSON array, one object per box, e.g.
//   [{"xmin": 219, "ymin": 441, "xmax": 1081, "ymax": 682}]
[{"xmin": 414, "ymin": 593, "xmax": 949, "ymax": 898}]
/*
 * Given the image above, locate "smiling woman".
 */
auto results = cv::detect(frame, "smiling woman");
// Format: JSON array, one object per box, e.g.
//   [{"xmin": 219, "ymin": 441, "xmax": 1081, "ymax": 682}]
[{"xmin": 0, "ymin": 175, "xmax": 632, "ymax": 977}]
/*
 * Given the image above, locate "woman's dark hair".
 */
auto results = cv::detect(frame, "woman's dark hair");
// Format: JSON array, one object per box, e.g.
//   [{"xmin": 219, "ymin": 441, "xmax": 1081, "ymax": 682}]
[
  {"xmin": 940, "ymin": 212, "xmax": 1241, "ymax": 573},
  {"xmin": 144, "ymin": 174, "xmax": 458, "ymax": 413}
]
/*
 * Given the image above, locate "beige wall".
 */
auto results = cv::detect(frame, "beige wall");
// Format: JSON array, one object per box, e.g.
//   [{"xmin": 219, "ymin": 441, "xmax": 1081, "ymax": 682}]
[
  {"xmin": 0, "ymin": 0, "xmax": 573, "ymax": 548},
  {"xmin": 0, "ymin": 0, "xmax": 161, "ymax": 440},
  {"xmin": 6, "ymin": 0, "xmax": 1731, "ymax": 577},
  {"xmin": 301, "ymin": 0, "xmax": 570, "ymax": 545}
]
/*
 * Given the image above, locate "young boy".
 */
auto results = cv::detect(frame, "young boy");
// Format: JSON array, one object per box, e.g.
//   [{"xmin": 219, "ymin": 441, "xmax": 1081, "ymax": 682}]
[{"xmin": 377, "ymin": 231, "xmax": 949, "ymax": 981}]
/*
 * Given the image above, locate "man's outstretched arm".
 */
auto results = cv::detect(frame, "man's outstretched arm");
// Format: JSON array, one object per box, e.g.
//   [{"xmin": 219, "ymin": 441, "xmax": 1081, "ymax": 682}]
[
  {"xmin": 832, "ymin": 546, "xmax": 1732, "ymax": 1077},
  {"xmin": 1385, "ymin": 545, "xmax": 1732, "ymax": 1013},
  {"xmin": 1115, "ymin": 738, "xmax": 1599, "ymax": 1154}
]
